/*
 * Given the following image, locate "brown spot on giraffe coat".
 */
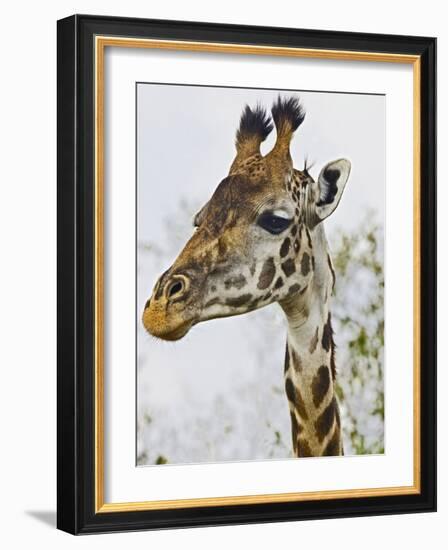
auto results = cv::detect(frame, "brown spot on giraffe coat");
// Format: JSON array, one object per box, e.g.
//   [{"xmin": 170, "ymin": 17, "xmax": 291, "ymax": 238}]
[
  {"xmin": 224, "ymin": 274, "xmax": 247, "ymax": 290},
  {"xmin": 225, "ymin": 294, "xmax": 253, "ymax": 308},
  {"xmin": 297, "ymin": 439, "xmax": 313, "ymax": 457},
  {"xmin": 281, "ymin": 259, "xmax": 296, "ymax": 277},
  {"xmin": 306, "ymin": 228, "xmax": 312, "ymax": 249},
  {"xmin": 290, "ymin": 412, "xmax": 302, "ymax": 452},
  {"xmin": 280, "ymin": 238, "xmax": 291, "ymax": 258},
  {"xmin": 309, "ymin": 327, "xmax": 319, "ymax": 353},
  {"xmin": 274, "ymin": 277, "xmax": 284, "ymax": 289},
  {"xmin": 321, "ymin": 313, "xmax": 333, "ymax": 352},
  {"xmin": 314, "ymin": 397, "xmax": 336, "ymax": 443},
  {"xmin": 284, "ymin": 344, "xmax": 290, "ymax": 374},
  {"xmin": 290, "ymin": 347, "xmax": 303, "ymax": 373},
  {"xmin": 323, "ymin": 427, "xmax": 341, "ymax": 456},
  {"xmin": 301, "ymin": 252, "xmax": 311, "ymax": 276},
  {"xmin": 288, "ymin": 283, "xmax": 301, "ymax": 295},
  {"xmin": 257, "ymin": 257, "xmax": 275, "ymax": 289},
  {"xmin": 327, "ymin": 253, "xmax": 336, "ymax": 290},
  {"xmin": 311, "ymin": 365, "xmax": 331, "ymax": 408},
  {"xmin": 285, "ymin": 377, "xmax": 308, "ymax": 420}
]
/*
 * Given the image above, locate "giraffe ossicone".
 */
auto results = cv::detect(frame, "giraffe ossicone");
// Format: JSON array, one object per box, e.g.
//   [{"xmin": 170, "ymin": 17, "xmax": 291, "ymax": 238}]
[{"xmin": 142, "ymin": 95, "xmax": 351, "ymax": 458}]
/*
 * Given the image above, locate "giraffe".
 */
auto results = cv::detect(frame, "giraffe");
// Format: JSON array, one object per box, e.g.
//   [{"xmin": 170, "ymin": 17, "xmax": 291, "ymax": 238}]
[{"xmin": 142, "ymin": 96, "xmax": 351, "ymax": 458}]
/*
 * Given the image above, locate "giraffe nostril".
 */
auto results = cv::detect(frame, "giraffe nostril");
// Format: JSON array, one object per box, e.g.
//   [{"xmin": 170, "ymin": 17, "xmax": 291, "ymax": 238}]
[
  {"xmin": 144, "ymin": 298, "xmax": 151, "ymax": 310},
  {"xmin": 167, "ymin": 280, "xmax": 184, "ymax": 298}
]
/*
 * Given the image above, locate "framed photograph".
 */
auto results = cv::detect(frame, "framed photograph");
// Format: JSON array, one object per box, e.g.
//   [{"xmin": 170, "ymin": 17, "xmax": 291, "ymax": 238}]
[{"xmin": 57, "ymin": 14, "xmax": 436, "ymax": 534}]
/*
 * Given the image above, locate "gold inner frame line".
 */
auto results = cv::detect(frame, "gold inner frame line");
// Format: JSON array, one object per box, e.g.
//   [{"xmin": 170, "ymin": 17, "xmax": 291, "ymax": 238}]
[{"xmin": 94, "ymin": 35, "xmax": 421, "ymax": 514}]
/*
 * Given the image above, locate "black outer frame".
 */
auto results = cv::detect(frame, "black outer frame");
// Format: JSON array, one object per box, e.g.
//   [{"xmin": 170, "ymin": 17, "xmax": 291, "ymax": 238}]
[{"xmin": 57, "ymin": 14, "xmax": 436, "ymax": 535}]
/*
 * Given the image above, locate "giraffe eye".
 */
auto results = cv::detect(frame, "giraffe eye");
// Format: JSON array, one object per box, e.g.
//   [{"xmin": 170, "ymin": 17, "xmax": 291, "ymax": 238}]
[{"xmin": 257, "ymin": 211, "xmax": 292, "ymax": 235}]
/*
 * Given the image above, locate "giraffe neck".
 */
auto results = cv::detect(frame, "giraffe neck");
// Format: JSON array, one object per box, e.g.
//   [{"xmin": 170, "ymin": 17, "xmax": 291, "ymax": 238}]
[{"xmin": 280, "ymin": 225, "xmax": 343, "ymax": 457}]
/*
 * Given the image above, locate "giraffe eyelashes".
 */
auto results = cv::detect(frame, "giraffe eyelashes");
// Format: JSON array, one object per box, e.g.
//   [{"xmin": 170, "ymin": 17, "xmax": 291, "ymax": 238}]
[{"xmin": 257, "ymin": 211, "xmax": 293, "ymax": 235}]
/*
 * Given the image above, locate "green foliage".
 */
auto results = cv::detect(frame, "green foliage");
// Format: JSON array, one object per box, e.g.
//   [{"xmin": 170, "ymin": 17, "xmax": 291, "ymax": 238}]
[{"xmin": 331, "ymin": 215, "xmax": 384, "ymax": 455}]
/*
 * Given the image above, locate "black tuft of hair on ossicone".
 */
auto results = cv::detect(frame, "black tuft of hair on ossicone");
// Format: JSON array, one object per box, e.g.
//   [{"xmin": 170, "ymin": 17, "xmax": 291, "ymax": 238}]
[
  {"xmin": 236, "ymin": 104, "xmax": 274, "ymax": 146},
  {"xmin": 271, "ymin": 96, "xmax": 306, "ymax": 134},
  {"xmin": 303, "ymin": 156, "xmax": 315, "ymax": 177}
]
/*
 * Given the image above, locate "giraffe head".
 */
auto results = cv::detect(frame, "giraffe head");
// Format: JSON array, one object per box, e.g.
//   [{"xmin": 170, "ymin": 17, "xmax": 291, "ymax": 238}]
[{"xmin": 143, "ymin": 96, "xmax": 351, "ymax": 340}]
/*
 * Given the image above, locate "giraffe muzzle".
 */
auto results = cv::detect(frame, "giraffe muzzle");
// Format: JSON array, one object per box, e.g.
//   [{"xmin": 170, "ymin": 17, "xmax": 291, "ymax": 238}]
[{"xmin": 142, "ymin": 273, "xmax": 197, "ymax": 340}]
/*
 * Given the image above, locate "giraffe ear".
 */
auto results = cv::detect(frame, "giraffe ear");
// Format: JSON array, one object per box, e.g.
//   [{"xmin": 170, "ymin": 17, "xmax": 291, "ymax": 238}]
[{"xmin": 315, "ymin": 159, "xmax": 351, "ymax": 222}]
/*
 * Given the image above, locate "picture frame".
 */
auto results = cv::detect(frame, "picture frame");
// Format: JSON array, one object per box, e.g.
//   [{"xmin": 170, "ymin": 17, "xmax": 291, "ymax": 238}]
[{"xmin": 57, "ymin": 14, "xmax": 436, "ymax": 534}]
